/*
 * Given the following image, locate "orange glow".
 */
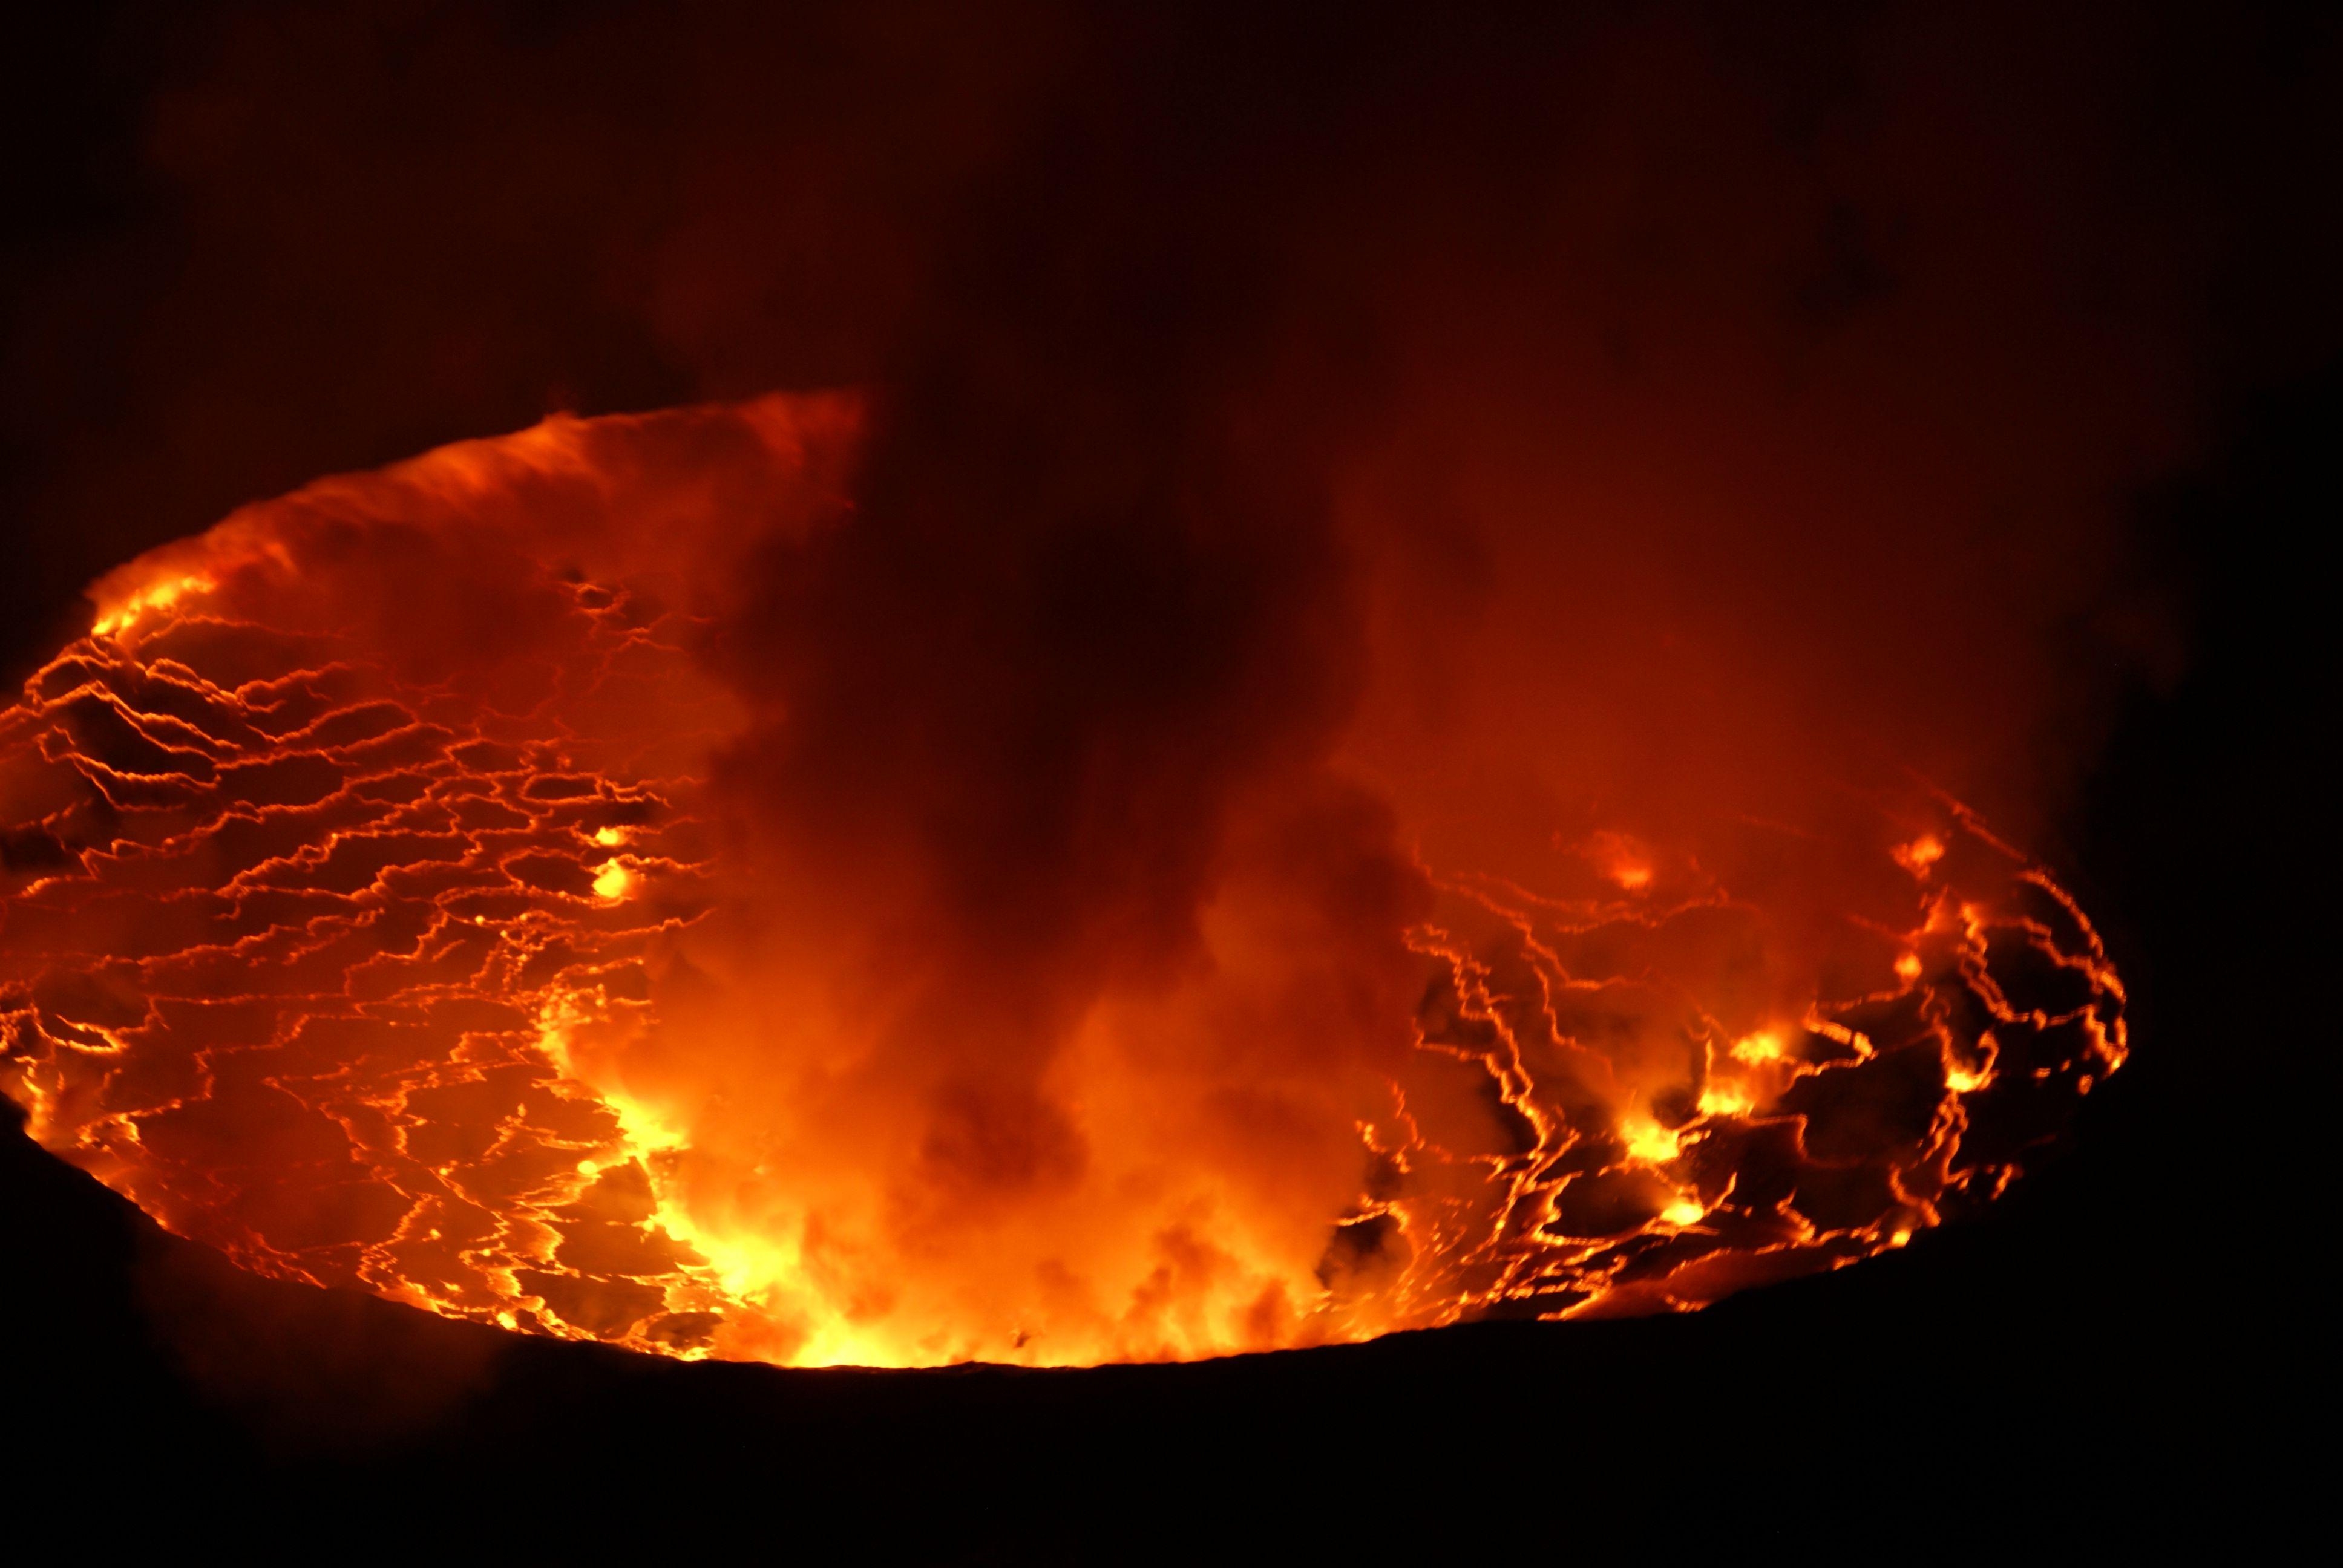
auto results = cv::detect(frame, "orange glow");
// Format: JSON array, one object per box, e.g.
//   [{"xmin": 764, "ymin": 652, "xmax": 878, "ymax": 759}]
[
  {"xmin": 1696, "ymin": 1085, "xmax": 1752, "ymax": 1118},
  {"xmin": 0, "ymin": 401, "xmax": 2128, "ymax": 1366},
  {"xmin": 1587, "ymin": 830, "xmax": 1655, "ymax": 892},
  {"xmin": 1620, "ymin": 1119, "xmax": 1685, "ymax": 1164},
  {"xmin": 1893, "ymin": 835, "xmax": 1947, "ymax": 876},
  {"xmin": 90, "ymin": 572, "xmax": 214, "ymax": 638}
]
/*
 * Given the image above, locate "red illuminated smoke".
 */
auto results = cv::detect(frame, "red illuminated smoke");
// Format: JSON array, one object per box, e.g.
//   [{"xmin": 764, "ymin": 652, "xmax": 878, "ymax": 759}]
[{"xmin": 0, "ymin": 402, "xmax": 2123, "ymax": 1366}]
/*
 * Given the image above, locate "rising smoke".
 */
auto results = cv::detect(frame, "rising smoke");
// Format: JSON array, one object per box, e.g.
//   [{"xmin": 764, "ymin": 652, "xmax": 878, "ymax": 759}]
[{"xmin": 1, "ymin": 1, "xmax": 2285, "ymax": 1365}]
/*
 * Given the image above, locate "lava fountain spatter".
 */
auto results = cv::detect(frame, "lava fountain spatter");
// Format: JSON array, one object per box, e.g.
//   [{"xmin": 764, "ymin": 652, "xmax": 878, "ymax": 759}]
[{"xmin": 0, "ymin": 399, "xmax": 2125, "ymax": 1367}]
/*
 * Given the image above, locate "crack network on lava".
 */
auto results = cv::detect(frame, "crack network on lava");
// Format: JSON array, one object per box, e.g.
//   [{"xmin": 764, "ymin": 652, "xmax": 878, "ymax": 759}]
[{"xmin": 0, "ymin": 402, "xmax": 2125, "ymax": 1367}]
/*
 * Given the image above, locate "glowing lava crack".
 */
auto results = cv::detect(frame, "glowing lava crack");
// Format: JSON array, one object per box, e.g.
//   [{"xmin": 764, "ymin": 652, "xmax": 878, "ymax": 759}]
[{"xmin": 0, "ymin": 398, "xmax": 2125, "ymax": 1367}]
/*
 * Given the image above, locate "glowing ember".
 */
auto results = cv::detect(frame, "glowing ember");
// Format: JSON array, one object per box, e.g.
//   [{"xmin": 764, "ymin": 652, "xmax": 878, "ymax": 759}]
[{"xmin": 0, "ymin": 400, "xmax": 2126, "ymax": 1367}]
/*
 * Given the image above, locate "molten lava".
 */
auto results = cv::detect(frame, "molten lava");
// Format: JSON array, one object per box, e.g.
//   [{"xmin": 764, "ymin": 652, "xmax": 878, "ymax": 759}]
[{"xmin": 0, "ymin": 399, "xmax": 2125, "ymax": 1367}]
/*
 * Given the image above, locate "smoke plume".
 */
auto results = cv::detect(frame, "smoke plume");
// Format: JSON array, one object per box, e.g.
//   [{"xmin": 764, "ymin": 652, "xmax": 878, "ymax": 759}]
[{"xmin": 6, "ymin": 1, "xmax": 2308, "ymax": 1365}]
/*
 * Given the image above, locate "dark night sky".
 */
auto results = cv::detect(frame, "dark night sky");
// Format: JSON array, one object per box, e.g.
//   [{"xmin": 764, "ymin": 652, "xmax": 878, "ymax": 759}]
[{"xmin": 2, "ymin": 2, "xmax": 2332, "ymax": 1553}]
